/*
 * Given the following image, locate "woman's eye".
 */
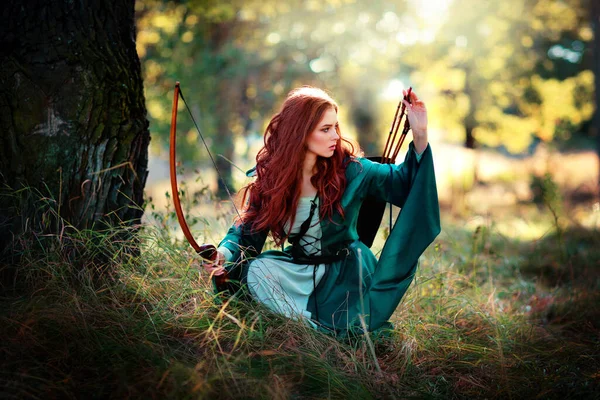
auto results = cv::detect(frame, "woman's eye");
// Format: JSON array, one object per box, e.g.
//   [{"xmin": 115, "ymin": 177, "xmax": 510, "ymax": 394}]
[{"xmin": 323, "ymin": 128, "xmax": 329, "ymax": 132}]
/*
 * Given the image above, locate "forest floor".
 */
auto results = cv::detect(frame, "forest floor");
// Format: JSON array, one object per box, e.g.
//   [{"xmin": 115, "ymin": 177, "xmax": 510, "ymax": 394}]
[{"xmin": 1, "ymin": 146, "xmax": 599, "ymax": 399}]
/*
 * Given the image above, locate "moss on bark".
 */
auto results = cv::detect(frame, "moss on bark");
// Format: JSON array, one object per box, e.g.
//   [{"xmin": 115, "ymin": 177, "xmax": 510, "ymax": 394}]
[{"xmin": 0, "ymin": 0, "xmax": 150, "ymax": 257}]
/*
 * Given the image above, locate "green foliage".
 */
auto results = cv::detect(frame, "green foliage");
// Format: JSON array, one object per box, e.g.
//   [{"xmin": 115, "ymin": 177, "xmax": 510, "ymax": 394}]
[
  {"xmin": 137, "ymin": 0, "xmax": 319, "ymax": 163},
  {"xmin": 137, "ymin": 0, "xmax": 596, "ymax": 189},
  {"xmin": 136, "ymin": 0, "xmax": 426, "ymax": 166},
  {"xmin": 397, "ymin": 0, "xmax": 594, "ymax": 152}
]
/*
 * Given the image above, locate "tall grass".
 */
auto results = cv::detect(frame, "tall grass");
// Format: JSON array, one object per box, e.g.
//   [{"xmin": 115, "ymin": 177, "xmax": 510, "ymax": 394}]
[{"xmin": 1, "ymin": 189, "xmax": 598, "ymax": 399}]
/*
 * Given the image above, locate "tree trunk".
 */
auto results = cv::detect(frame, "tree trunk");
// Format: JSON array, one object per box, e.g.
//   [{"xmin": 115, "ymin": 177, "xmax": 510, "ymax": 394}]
[
  {"xmin": 351, "ymin": 89, "xmax": 379, "ymax": 157},
  {"xmin": 465, "ymin": 125, "xmax": 476, "ymax": 149},
  {"xmin": 0, "ymin": 0, "xmax": 149, "ymax": 253},
  {"xmin": 463, "ymin": 65, "xmax": 477, "ymax": 150},
  {"xmin": 593, "ymin": 0, "xmax": 600, "ymax": 199},
  {"xmin": 214, "ymin": 95, "xmax": 235, "ymax": 198},
  {"xmin": 211, "ymin": 23, "xmax": 235, "ymax": 198}
]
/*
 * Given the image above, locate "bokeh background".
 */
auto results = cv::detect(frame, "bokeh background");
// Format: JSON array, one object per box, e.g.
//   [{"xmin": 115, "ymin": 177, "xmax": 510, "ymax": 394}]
[{"xmin": 137, "ymin": 0, "xmax": 598, "ymax": 239}]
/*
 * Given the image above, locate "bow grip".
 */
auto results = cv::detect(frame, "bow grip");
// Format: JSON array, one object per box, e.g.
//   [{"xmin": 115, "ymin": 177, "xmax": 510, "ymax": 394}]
[
  {"xmin": 199, "ymin": 244, "xmax": 231, "ymax": 292},
  {"xmin": 197, "ymin": 244, "xmax": 217, "ymax": 261}
]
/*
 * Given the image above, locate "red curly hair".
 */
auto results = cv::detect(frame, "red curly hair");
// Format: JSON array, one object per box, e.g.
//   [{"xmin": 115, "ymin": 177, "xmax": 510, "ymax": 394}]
[{"xmin": 239, "ymin": 87, "xmax": 360, "ymax": 246}]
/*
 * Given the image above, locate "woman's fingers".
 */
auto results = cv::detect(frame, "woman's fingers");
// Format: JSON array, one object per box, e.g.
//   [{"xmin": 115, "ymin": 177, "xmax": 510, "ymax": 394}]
[
  {"xmin": 401, "ymin": 90, "xmax": 421, "ymax": 105},
  {"xmin": 403, "ymin": 98, "xmax": 426, "ymax": 110},
  {"xmin": 407, "ymin": 90, "xmax": 421, "ymax": 103},
  {"xmin": 207, "ymin": 251, "xmax": 226, "ymax": 275},
  {"xmin": 400, "ymin": 91, "xmax": 428, "ymax": 139},
  {"xmin": 193, "ymin": 251, "xmax": 226, "ymax": 276},
  {"xmin": 206, "ymin": 264, "xmax": 226, "ymax": 276},
  {"xmin": 203, "ymin": 261, "xmax": 226, "ymax": 276}
]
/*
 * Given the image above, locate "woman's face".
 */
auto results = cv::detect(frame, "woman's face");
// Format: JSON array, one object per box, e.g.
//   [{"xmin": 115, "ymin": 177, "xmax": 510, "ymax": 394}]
[{"xmin": 306, "ymin": 107, "xmax": 340, "ymax": 159}]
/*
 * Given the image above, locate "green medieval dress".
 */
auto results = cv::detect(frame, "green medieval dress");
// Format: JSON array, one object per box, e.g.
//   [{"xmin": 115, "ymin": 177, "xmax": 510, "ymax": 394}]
[{"xmin": 216, "ymin": 142, "xmax": 440, "ymax": 335}]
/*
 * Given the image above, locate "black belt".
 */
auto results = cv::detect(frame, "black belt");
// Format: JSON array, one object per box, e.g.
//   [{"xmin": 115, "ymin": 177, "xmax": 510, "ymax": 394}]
[
  {"xmin": 286, "ymin": 193, "xmax": 351, "ymax": 323},
  {"xmin": 291, "ymin": 247, "xmax": 351, "ymax": 265}
]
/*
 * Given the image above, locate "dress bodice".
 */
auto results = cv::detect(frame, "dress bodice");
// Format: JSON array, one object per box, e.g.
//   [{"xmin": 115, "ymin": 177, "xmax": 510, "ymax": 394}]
[{"xmin": 285, "ymin": 196, "xmax": 322, "ymax": 257}]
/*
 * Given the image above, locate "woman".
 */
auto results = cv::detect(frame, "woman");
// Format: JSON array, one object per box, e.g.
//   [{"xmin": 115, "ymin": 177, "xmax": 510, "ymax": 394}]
[{"xmin": 206, "ymin": 86, "xmax": 440, "ymax": 335}]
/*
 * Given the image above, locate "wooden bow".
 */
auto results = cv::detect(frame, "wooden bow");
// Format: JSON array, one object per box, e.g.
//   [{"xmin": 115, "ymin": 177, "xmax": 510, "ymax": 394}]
[{"xmin": 169, "ymin": 82, "xmax": 217, "ymax": 261}]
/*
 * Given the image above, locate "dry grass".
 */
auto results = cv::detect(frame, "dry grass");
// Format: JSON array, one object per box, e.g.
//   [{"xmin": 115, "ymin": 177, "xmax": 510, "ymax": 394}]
[{"xmin": 1, "ymin": 185, "xmax": 599, "ymax": 399}]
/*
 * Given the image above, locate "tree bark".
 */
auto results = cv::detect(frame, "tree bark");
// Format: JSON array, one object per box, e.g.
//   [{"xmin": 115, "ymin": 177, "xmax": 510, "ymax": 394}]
[{"xmin": 0, "ymin": 0, "xmax": 149, "ymax": 252}]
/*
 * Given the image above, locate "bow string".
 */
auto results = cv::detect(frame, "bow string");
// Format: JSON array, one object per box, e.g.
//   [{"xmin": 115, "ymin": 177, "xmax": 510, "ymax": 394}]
[{"xmin": 169, "ymin": 81, "xmax": 241, "ymax": 261}]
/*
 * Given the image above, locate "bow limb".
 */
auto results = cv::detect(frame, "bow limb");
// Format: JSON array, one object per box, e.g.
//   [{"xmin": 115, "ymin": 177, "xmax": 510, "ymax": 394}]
[{"xmin": 169, "ymin": 82, "xmax": 216, "ymax": 261}]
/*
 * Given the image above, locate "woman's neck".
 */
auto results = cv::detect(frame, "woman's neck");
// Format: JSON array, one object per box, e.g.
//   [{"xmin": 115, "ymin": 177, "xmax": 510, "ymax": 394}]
[
  {"xmin": 301, "ymin": 153, "xmax": 318, "ymax": 196},
  {"xmin": 302, "ymin": 152, "xmax": 317, "ymax": 177}
]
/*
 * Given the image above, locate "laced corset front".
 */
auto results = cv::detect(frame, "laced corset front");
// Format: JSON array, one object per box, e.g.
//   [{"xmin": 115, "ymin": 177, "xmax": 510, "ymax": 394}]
[{"xmin": 285, "ymin": 195, "xmax": 322, "ymax": 257}]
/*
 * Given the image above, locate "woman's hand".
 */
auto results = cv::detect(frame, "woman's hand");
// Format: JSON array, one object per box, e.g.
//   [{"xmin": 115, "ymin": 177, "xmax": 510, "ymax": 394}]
[
  {"xmin": 402, "ymin": 89, "xmax": 428, "ymax": 154},
  {"xmin": 198, "ymin": 250, "xmax": 226, "ymax": 276}
]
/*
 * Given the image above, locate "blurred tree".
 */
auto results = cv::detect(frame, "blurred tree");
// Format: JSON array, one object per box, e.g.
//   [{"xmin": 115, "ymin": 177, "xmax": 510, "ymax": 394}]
[
  {"xmin": 402, "ymin": 0, "xmax": 595, "ymax": 153},
  {"xmin": 592, "ymin": 0, "xmax": 600, "ymax": 197},
  {"xmin": 137, "ymin": 0, "xmax": 316, "ymax": 196},
  {"xmin": 0, "ymin": 0, "xmax": 149, "ymax": 258},
  {"xmin": 139, "ymin": 0, "xmax": 597, "ymax": 189},
  {"xmin": 137, "ymin": 0, "xmax": 413, "ymax": 195}
]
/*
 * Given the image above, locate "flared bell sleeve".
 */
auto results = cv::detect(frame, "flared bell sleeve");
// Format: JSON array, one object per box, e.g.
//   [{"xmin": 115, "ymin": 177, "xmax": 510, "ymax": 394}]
[
  {"xmin": 218, "ymin": 222, "xmax": 268, "ymax": 265},
  {"xmin": 365, "ymin": 142, "xmax": 441, "ymax": 331},
  {"xmin": 308, "ymin": 143, "xmax": 439, "ymax": 335},
  {"xmin": 345, "ymin": 142, "xmax": 426, "ymax": 212}
]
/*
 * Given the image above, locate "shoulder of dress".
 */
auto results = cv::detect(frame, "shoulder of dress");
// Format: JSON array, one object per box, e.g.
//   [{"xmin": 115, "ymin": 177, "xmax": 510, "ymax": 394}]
[{"xmin": 344, "ymin": 156, "xmax": 373, "ymax": 181}]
